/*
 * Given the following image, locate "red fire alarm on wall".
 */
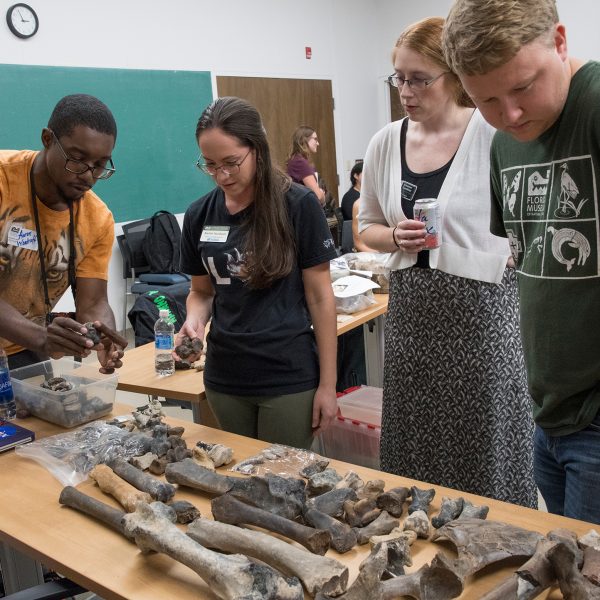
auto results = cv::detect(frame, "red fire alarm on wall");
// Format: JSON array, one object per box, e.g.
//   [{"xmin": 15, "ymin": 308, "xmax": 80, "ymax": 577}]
[{"xmin": 305, "ymin": 46, "xmax": 312, "ymax": 59}]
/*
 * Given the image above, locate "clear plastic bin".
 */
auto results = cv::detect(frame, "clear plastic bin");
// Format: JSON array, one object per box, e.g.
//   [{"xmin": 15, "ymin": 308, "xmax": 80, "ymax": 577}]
[
  {"xmin": 11, "ymin": 358, "xmax": 117, "ymax": 428},
  {"xmin": 337, "ymin": 385, "xmax": 382, "ymax": 426}
]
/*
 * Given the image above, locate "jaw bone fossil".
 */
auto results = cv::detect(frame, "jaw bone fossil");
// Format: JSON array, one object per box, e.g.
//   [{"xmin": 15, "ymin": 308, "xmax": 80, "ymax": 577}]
[
  {"xmin": 165, "ymin": 459, "xmax": 305, "ymax": 520},
  {"xmin": 211, "ymin": 494, "xmax": 331, "ymax": 555},
  {"xmin": 123, "ymin": 501, "xmax": 304, "ymax": 600},
  {"xmin": 187, "ymin": 517, "xmax": 349, "ymax": 597}
]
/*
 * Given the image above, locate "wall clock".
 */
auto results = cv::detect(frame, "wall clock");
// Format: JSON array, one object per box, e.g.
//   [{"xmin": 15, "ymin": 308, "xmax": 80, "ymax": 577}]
[{"xmin": 6, "ymin": 3, "xmax": 39, "ymax": 39}]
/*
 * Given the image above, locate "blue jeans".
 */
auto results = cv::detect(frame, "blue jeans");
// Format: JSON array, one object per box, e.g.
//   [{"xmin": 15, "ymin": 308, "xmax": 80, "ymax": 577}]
[{"xmin": 534, "ymin": 413, "xmax": 600, "ymax": 524}]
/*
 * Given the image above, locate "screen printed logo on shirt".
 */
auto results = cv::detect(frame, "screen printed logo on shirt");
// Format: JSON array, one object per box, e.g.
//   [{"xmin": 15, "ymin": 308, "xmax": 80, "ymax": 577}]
[{"xmin": 501, "ymin": 155, "xmax": 598, "ymax": 280}]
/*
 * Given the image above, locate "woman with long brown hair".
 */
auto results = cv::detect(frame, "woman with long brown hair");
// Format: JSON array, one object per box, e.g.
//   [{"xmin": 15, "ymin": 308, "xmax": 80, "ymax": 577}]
[
  {"xmin": 178, "ymin": 97, "xmax": 337, "ymax": 449},
  {"xmin": 286, "ymin": 125, "xmax": 325, "ymax": 204}
]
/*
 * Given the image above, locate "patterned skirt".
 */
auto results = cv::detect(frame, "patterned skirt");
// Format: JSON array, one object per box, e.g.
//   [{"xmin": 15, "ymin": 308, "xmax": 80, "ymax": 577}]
[{"xmin": 380, "ymin": 267, "xmax": 537, "ymax": 508}]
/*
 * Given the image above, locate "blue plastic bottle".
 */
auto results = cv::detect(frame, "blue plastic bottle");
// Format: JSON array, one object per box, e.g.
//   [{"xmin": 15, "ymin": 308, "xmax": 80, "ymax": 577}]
[{"xmin": 0, "ymin": 348, "xmax": 16, "ymax": 420}]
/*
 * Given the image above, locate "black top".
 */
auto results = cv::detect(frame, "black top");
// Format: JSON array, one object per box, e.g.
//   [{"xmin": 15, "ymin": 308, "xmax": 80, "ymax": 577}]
[
  {"xmin": 400, "ymin": 118, "xmax": 454, "ymax": 268},
  {"xmin": 180, "ymin": 183, "xmax": 338, "ymax": 396},
  {"xmin": 341, "ymin": 187, "xmax": 360, "ymax": 220}
]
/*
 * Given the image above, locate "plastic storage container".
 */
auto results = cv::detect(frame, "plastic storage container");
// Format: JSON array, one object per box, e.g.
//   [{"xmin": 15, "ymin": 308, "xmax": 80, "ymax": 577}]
[
  {"xmin": 318, "ymin": 386, "xmax": 382, "ymax": 470},
  {"xmin": 10, "ymin": 358, "xmax": 118, "ymax": 428}
]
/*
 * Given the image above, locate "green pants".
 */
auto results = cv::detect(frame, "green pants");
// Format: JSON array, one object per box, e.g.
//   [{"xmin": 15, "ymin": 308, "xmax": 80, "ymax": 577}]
[{"xmin": 205, "ymin": 388, "xmax": 316, "ymax": 450}]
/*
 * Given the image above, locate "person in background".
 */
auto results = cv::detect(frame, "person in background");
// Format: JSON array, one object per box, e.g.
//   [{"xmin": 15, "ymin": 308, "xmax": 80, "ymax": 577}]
[
  {"xmin": 341, "ymin": 161, "xmax": 363, "ymax": 220},
  {"xmin": 444, "ymin": 0, "xmax": 600, "ymax": 523},
  {"xmin": 178, "ymin": 97, "xmax": 338, "ymax": 449},
  {"xmin": 0, "ymin": 94, "xmax": 127, "ymax": 373},
  {"xmin": 286, "ymin": 125, "xmax": 326, "ymax": 205},
  {"xmin": 359, "ymin": 17, "xmax": 536, "ymax": 507}
]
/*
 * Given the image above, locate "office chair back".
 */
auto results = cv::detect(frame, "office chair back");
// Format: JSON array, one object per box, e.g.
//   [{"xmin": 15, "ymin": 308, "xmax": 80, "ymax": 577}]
[{"xmin": 341, "ymin": 220, "xmax": 354, "ymax": 254}]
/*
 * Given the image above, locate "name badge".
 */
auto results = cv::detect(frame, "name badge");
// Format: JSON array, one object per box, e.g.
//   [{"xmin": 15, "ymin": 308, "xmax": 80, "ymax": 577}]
[
  {"xmin": 401, "ymin": 181, "xmax": 417, "ymax": 203},
  {"xmin": 200, "ymin": 225, "xmax": 230, "ymax": 243},
  {"xmin": 7, "ymin": 225, "xmax": 38, "ymax": 250}
]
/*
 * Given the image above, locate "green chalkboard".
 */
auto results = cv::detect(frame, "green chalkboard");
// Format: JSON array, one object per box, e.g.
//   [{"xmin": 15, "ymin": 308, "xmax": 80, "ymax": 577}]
[{"xmin": 0, "ymin": 63, "xmax": 215, "ymax": 222}]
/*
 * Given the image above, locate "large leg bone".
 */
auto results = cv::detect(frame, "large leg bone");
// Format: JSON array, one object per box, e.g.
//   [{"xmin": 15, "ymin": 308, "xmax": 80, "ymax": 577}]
[
  {"xmin": 89, "ymin": 464, "xmax": 152, "ymax": 512},
  {"xmin": 306, "ymin": 487, "xmax": 358, "ymax": 518},
  {"xmin": 110, "ymin": 457, "xmax": 176, "ymax": 502},
  {"xmin": 431, "ymin": 519, "xmax": 543, "ymax": 577},
  {"xmin": 187, "ymin": 518, "xmax": 348, "ymax": 597},
  {"xmin": 59, "ymin": 486, "xmax": 129, "ymax": 537},
  {"xmin": 354, "ymin": 511, "xmax": 399, "ymax": 545},
  {"xmin": 165, "ymin": 459, "xmax": 305, "ymax": 519},
  {"xmin": 547, "ymin": 541, "xmax": 600, "ymax": 599},
  {"xmin": 303, "ymin": 507, "xmax": 358, "ymax": 554},
  {"xmin": 123, "ymin": 502, "xmax": 303, "ymax": 600},
  {"xmin": 211, "ymin": 494, "xmax": 331, "ymax": 555}
]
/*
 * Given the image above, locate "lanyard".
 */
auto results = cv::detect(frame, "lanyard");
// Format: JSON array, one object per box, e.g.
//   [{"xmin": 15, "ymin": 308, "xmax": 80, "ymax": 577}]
[{"xmin": 29, "ymin": 165, "xmax": 77, "ymax": 322}]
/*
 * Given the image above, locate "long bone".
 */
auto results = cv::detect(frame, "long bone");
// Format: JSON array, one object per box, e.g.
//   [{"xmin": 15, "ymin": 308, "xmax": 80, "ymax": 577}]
[
  {"xmin": 123, "ymin": 502, "xmax": 303, "ymax": 600},
  {"xmin": 303, "ymin": 507, "xmax": 358, "ymax": 554},
  {"xmin": 89, "ymin": 464, "xmax": 152, "ymax": 512},
  {"xmin": 211, "ymin": 494, "xmax": 331, "ymax": 555},
  {"xmin": 547, "ymin": 541, "xmax": 600, "ymax": 599},
  {"xmin": 165, "ymin": 458, "xmax": 305, "ymax": 519},
  {"xmin": 59, "ymin": 485, "xmax": 129, "ymax": 537},
  {"xmin": 354, "ymin": 511, "xmax": 399, "ymax": 545},
  {"xmin": 110, "ymin": 457, "xmax": 176, "ymax": 502},
  {"xmin": 187, "ymin": 517, "xmax": 348, "ymax": 597}
]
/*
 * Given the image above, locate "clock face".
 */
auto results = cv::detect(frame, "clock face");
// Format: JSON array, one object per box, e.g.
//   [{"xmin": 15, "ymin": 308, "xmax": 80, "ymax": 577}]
[{"xmin": 6, "ymin": 3, "xmax": 39, "ymax": 39}]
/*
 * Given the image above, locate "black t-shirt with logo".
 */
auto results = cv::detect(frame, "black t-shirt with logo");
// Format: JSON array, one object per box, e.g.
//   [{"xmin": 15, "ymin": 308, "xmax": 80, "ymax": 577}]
[{"xmin": 180, "ymin": 183, "xmax": 337, "ymax": 396}]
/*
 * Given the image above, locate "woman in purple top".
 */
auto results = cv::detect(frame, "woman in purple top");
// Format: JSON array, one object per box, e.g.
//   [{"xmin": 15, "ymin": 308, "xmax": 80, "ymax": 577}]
[{"xmin": 286, "ymin": 125, "xmax": 325, "ymax": 204}]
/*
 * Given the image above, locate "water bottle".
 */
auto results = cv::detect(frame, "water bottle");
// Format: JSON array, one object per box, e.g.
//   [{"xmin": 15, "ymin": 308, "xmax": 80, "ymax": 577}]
[
  {"xmin": 0, "ymin": 348, "xmax": 17, "ymax": 420},
  {"xmin": 154, "ymin": 309, "xmax": 175, "ymax": 376}
]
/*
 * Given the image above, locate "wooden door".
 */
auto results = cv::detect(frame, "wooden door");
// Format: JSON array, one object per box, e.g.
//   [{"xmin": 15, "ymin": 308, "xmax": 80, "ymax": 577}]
[
  {"xmin": 389, "ymin": 83, "xmax": 406, "ymax": 122},
  {"xmin": 216, "ymin": 76, "xmax": 338, "ymax": 202}
]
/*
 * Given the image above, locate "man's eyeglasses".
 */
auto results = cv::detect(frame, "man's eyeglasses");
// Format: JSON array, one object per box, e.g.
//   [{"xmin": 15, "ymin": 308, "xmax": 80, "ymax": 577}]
[
  {"xmin": 196, "ymin": 149, "xmax": 252, "ymax": 176},
  {"xmin": 387, "ymin": 71, "xmax": 449, "ymax": 90},
  {"xmin": 51, "ymin": 131, "xmax": 115, "ymax": 180}
]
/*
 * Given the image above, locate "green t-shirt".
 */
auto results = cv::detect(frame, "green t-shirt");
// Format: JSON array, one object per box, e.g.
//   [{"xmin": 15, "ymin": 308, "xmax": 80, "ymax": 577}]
[{"xmin": 490, "ymin": 61, "xmax": 600, "ymax": 436}]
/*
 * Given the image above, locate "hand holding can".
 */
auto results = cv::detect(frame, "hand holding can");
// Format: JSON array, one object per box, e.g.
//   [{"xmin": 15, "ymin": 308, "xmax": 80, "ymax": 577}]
[{"xmin": 413, "ymin": 198, "xmax": 441, "ymax": 249}]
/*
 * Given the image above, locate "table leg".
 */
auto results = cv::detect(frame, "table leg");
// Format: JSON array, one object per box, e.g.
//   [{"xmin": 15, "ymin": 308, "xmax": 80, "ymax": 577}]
[{"xmin": 0, "ymin": 541, "xmax": 44, "ymax": 594}]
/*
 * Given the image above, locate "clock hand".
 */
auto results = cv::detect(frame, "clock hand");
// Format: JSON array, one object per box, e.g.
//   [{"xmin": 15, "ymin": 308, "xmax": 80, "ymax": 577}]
[{"xmin": 17, "ymin": 9, "xmax": 29, "ymax": 22}]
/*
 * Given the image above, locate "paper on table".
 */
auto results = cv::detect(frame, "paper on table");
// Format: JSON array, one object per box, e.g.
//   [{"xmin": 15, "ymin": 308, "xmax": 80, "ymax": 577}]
[{"xmin": 332, "ymin": 275, "xmax": 380, "ymax": 298}]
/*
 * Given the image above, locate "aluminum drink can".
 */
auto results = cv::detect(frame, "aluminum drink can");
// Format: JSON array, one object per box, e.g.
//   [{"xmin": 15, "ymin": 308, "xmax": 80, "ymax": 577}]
[{"xmin": 413, "ymin": 197, "xmax": 441, "ymax": 249}]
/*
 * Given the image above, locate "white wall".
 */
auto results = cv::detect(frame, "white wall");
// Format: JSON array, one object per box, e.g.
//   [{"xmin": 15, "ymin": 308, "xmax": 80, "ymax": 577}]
[{"xmin": 2, "ymin": 0, "xmax": 599, "ymax": 330}]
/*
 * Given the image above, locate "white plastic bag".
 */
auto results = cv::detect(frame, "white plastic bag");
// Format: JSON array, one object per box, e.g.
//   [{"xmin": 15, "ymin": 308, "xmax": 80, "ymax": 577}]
[{"xmin": 333, "ymin": 275, "xmax": 379, "ymax": 314}]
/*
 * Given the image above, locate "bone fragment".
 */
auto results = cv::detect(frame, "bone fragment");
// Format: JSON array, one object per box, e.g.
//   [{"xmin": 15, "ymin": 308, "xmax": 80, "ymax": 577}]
[
  {"xmin": 110, "ymin": 457, "xmax": 176, "ymax": 503},
  {"xmin": 169, "ymin": 500, "xmax": 201, "ymax": 524},
  {"xmin": 303, "ymin": 507, "xmax": 357, "ymax": 554},
  {"xmin": 376, "ymin": 486, "xmax": 410, "ymax": 518},
  {"xmin": 547, "ymin": 541, "xmax": 600, "ymax": 599},
  {"xmin": 187, "ymin": 518, "xmax": 348, "ymax": 597},
  {"xmin": 369, "ymin": 527, "xmax": 417, "ymax": 547},
  {"xmin": 167, "ymin": 425, "xmax": 185, "ymax": 437},
  {"xmin": 165, "ymin": 459, "xmax": 305, "ymax": 519},
  {"xmin": 458, "ymin": 499, "xmax": 489, "ymax": 520},
  {"xmin": 357, "ymin": 479, "xmax": 385, "ymax": 500},
  {"xmin": 149, "ymin": 501, "xmax": 177, "ymax": 522},
  {"xmin": 431, "ymin": 496, "xmax": 464, "ymax": 528},
  {"xmin": 300, "ymin": 458, "xmax": 330, "ymax": 478},
  {"xmin": 334, "ymin": 470, "xmax": 364, "ymax": 492},
  {"xmin": 193, "ymin": 446, "xmax": 216, "ymax": 470},
  {"xmin": 59, "ymin": 486, "xmax": 129, "ymax": 537},
  {"xmin": 123, "ymin": 502, "xmax": 303, "ymax": 599},
  {"xmin": 307, "ymin": 468, "xmax": 343, "ymax": 495},
  {"xmin": 579, "ymin": 529, "xmax": 600, "ymax": 551},
  {"xmin": 583, "ymin": 546, "xmax": 600, "ymax": 586},
  {"xmin": 408, "ymin": 486, "xmax": 436, "ymax": 515},
  {"xmin": 195, "ymin": 441, "xmax": 234, "ymax": 467},
  {"xmin": 343, "ymin": 498, "xmax": 380, "ymax": 528},
  {"xmin": 354, "ymin": 510, "xmax": 399, "ymax": 545},
  {"xmin": 149, "ymin": 457, "xmax": 168, "ymax": 475},
  {"xmin": 404, "ymin": 509, "xmax": 431, "ymax": 539},
  {"xmin": 306, "ymin": 487, "xmax": 358, "ymax": 518},
  {"xmin": 211, "ymin": 494, "xmax": 331, "ymax": 555},
  {"xmin": 89, "ymin": 464, "xmax": 152, "ymax": 512},
  {"xmin": 130, "ymin": 452, "xmax": 157, "ymax": 471}
]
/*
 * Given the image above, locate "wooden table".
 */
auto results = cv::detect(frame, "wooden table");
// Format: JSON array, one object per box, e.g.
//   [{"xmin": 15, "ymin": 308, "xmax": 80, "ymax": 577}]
[
  {"xmin": 117, "ymin": 294, "xmax": 389, "ymax": 423},
  {"xmin": 0, "ymin": 405, "xmax": 593, "ymax": 599}
]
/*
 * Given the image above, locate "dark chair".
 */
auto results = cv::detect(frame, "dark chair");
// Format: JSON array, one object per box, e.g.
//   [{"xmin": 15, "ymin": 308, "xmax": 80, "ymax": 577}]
[
  {"xmin": 118, "ymin": 218, "xmax": 190, "ymax": 334},
  {"xmin": 2, "ymin": 578, "xmax": 87, "ymax": 600},
  {"xmin": 341, "ymin": 220, "xmax": 354, "ymax": 255}
]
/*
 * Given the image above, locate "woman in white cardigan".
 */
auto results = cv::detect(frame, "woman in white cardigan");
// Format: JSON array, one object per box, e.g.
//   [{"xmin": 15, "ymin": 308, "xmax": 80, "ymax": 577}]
[{"xmin": 359, "ymin": 17, "xmax": 536, "ymax": 507}]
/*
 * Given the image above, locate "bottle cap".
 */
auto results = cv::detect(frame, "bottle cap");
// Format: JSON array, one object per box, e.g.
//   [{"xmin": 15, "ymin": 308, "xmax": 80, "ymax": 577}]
[{"xmin": 159, "ymin": 310, "xmax": 169, "ymax": 318}]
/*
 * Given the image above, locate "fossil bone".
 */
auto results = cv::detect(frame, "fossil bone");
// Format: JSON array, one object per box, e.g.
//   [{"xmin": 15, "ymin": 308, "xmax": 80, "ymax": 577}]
[
  {"xmin": 89, "ymin": 464, "xmax": 152, "ymax": 512},
  {"xmin": 193, "ymin": 446, "xmax": 216, "ymax": 470},
  {"xmin": 357, "ymin": 479, "xmax": 385, "ymax": 500},
  {"xmin": 130, "ymin": 452, "xmax": 157, "ymax": 471},
  {"xmin": 334, "ymin": 470, "xmax": 365, "ymax": 492},
  {"xmin": 370, "ymin": 527, "xmax": 417, "ymax": 547},
  {"xmin": 354, "ymin": 510, "xmax": 399, "ymax": 545},
  {"xmin": 300, "ymin": 458, "xmax": 330, "ymax": 478},
  {"xmin": 403, "ymin": 509, "xmax": 431, "ymax": 539},
  {"xmin": 110, "ymin": 457, "xmax": 176, "ymax": 502},
  {"xmin": 211, "ymin": 494, "xmax": 331, "ymax": 555},
  {"xmin": 169, "ymin": 500, "xmax": 201, "ymax": 524},
  {"xmin": 431, "ymin": 496, "xmax": 464, "ymax": 529},
  {"xmin": 579, "ymin": 529, "xmax": 600, "ymax": 551},
  {"xmin": 408, "ymin": 486, "xmax": 436, "ymax": 515},
  {"xmin": 303, "ymin": 507, "xmax": 358, "ymax": 554},
  {"xmin": 376, "ymin": 486, "xmax": 410, "ymax": 518},
  {"xmin": 547, "ymin": 540, "xmax": 600, "ymax": 599},
  {"xmin": 187, "ymin": 518, "xmax": 348, "ymax": 597},
  {"xmin": 307, "ymin": 468, "xmax": 343, "ymax": 495},
  {"xmin": 123, "ymin": 502, "xmax": 303, "ymax": 600},
  {"xmin": 195, "ymin": 441, "xmax": 234, "ymax": 467},
  {"xmin": 306, "ymin": 487, "xmax": 358, "ymax": 518},
  {"xmin": 165, "ymin": 459, "xmax": 305, "ymax": 520},
  {"xmin": 457, "ymin": 499, "xmax": 489, "ymax": 520},
  {"xmin": 59, "ymin": 485, "xmax": 129, "ymax": 537},
  {"xmin": 583, "ymin": 546, "xmax": 600, "ymax": 586},
  {"xmin": 343, "ymin": 498, "xmax": 380, "ymax": 528}
]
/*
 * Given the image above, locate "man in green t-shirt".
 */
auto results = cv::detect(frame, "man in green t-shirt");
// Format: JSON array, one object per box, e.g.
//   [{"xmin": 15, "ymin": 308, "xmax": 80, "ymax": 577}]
[{"xmin": 443, "ymin": 0, "xmax": 600, "ymax": 524}]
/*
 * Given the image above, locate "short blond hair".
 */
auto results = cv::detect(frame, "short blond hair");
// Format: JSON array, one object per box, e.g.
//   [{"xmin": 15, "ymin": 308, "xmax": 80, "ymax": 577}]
[
  {"xmin": 443, "ymin": 0, "xmax": 559, "ymax": 75},
  {"xmin": 393, "ymin": 17, "xmax": 473, "ymax": 108}
]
